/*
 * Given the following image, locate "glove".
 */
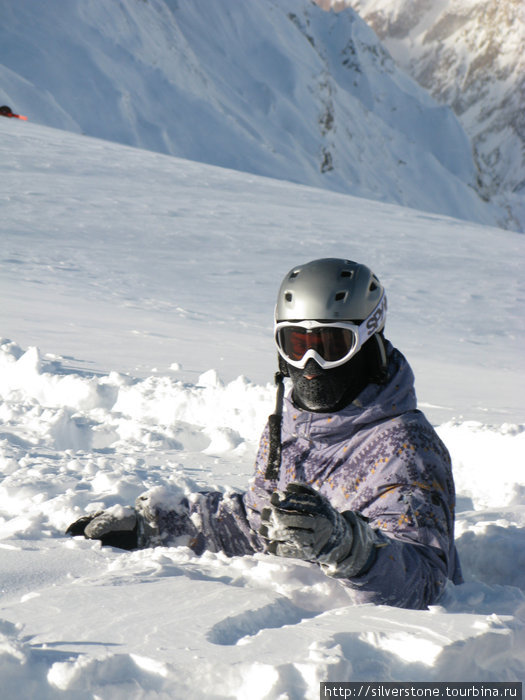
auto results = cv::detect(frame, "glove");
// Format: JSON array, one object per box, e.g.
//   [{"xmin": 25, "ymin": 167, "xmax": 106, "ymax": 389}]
[
  {"xmin": 259, "ymin": 482, "xmax": 380, "ymax": 578},
  {"xmin": 66, "ymin": 506, "xmax": 138, "ymax": 550},
  {"xmin": 66, "ymin": 505, "xmax": 142, "ymax": 550}
]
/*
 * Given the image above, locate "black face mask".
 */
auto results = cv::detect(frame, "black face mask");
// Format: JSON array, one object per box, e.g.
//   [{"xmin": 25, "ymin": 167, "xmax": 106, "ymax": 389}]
[{"xmin": 287, "ymin": 351, "xmax": 371, "ymax": 413}]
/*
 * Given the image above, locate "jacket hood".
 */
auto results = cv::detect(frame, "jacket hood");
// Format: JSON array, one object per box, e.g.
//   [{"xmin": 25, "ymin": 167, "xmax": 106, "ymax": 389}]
[{"xmin": 282, "ymin": 343, "xmax": 417, "ymax": 443}]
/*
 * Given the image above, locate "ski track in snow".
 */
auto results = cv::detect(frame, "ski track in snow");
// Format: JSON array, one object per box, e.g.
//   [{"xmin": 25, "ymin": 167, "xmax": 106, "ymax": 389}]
[{"xmin": 0, "ymin": 120, "xmax": 524, "ymax": 697}]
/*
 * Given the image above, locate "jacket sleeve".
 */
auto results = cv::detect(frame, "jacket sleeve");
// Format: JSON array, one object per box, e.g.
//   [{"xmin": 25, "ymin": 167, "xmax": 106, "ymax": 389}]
[
  {"xmin": 341, "ymin": 533, "xmax": 449, "ymax": 608},
  {"xmin": 133, "ymin": 425, "xmax": 276, "ymax": 557},
  {"xmin": 136, "ymin": 424, "xmax": 277, "ymax": 556},
  {"xmin": 135, "ymin": 485, "xmax": 263, "ymax": 557}
]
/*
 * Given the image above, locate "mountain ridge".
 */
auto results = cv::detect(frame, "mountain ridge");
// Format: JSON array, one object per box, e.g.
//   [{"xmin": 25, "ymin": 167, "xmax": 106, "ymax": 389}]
[{"xmin": 318, "ymin": 0, "xmax": 525, "ymax": 231}]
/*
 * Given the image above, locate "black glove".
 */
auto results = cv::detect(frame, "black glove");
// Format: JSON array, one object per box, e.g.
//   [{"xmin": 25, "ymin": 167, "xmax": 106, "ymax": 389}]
[
  {"xmin": 259, "ymin": 482, "xmax": 380, "ymax": 578},
  {"xmin": 66, "ymin": 506, "xmax": 140, "ymax": 550}
]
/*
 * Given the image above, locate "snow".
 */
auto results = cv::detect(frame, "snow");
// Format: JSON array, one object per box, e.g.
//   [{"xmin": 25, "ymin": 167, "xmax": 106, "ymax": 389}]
[
  {"xmin": 0, "ymin": 0, "xmax": 507, "ymax": 229},
  {"xmin": 334, "ymin": 0, "xmax": 525, "ymax": 232},
  {"xmin": 1, "ymin": 115, "xmax": 524, "ymax": 697}
]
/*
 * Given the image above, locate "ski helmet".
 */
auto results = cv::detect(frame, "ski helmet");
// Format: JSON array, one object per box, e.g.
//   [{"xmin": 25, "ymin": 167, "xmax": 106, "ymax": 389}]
[
  {"xmin": 274, "ymin": 256, "xmax": 388, "ymax": 385},
  {"xmin": 275, "ymin": 258, "xmax": 386, "ymax": 325}
]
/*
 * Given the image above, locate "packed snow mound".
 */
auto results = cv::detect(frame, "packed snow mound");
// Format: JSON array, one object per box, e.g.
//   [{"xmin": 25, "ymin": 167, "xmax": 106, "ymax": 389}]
[
  {"xmin": 0, "ymin": 0, "xmax": 502, "ymax": 227},
  {"xmin": 0, "ymin": 339, "xmax": 524, "ymax": 696},
  {"xmin": 0, "ymin": 340, "xmax": 273, "ymax": 451}
]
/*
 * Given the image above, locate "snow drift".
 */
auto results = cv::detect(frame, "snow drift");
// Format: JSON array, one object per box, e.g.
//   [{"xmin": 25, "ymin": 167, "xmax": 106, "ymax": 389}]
[{"xmin": 0, "ymin": 339, "xmax": 524, "ymax": 697}]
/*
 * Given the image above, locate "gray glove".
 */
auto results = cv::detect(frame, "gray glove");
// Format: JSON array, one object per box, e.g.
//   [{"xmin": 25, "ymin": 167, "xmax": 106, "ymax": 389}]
[
  {"xmin": 66, "ymin": 501, "xmax": 158, "ymax": 550},
  {"xmin": 259, "ymin": 482, "xmax": 380, "ymax": 578}
]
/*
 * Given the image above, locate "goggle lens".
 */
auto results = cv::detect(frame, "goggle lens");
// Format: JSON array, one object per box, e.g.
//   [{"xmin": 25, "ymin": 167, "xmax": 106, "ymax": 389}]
[{"xmin": 277, "ymin": 326, "xmax": 357, "ymax": 363}]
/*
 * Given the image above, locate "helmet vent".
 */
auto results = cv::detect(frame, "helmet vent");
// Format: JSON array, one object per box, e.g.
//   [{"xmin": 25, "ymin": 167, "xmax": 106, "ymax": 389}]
[
  {"xmin": 335, "ymin": 291, "xmax": 347, "ymax": 302},
  {"xmin": 285, "ymin": 292, "xmax": 293, "ymax": 302},
  {"xmin": 369, "ymin": 280, "xmax": 378, "ymax": 291},
  {"xmin": 289, "ymin": 270, "xmax": 300, "ymax": 279},
  {"xmin": 340, "ymin": 270, "xmax": 353, "ymax": 278}
]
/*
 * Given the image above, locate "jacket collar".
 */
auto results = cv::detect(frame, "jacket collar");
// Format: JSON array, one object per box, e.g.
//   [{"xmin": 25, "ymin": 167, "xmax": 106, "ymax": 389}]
[{"xmin": 282, "ymin": 343, "xmax": 417, "ymax": 443}]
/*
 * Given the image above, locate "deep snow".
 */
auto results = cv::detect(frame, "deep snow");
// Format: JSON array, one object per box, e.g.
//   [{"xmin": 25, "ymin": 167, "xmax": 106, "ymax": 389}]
[{"xmin": 0, "ymin": 120, "xmax": 524, "ymax": 697}]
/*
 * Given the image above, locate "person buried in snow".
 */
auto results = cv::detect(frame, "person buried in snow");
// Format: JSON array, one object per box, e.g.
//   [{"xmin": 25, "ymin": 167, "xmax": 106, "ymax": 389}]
[{"xmin": 67, "ymin": 258, "xmax": 463, "ymax": 609}]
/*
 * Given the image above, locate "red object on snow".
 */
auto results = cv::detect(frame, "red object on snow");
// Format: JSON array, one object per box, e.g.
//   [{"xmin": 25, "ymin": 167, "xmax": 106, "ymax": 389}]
[{"xmin": 0, "ymin": 105, "xmax": 28, "ymax": 120}]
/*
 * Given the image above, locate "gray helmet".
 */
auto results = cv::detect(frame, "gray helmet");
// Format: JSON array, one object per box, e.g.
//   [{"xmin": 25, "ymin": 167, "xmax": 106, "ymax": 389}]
[{"xmin": 275, "ymin": 258, "xmax": 386, "ymax": 327}]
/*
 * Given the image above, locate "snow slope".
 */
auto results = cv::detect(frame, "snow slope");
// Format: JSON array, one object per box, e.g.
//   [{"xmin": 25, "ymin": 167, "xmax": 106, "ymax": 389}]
[
  {"xmin": 322, "ymin": 0, "xmax": 525, "ymax": 232},
  {"xmin": 1, "ymin": 120, "xmax": 524, "ymax": 697},
  {"xmin": 0, "ymin": 0, "xmax": 504, "ymax": 229}
]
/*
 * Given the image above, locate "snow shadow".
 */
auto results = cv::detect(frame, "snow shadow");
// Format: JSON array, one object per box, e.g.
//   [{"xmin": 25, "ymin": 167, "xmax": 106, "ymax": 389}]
[
  {"xmin": 456, "ymin": 522, "xmax": 525, "ymax": 591},
  {"xmin": 207, "ymin": 598, "xmax": 321, "ymax": 645}
]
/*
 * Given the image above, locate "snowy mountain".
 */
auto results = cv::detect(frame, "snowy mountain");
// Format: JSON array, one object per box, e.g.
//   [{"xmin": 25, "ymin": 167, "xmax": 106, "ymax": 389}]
[
  {"xmin": 0, "ymin": 118, "xmax": 524, "ymax": 697},
  {"xmin": 0, "ymin": 0, "xmax": 505, "ymax": 228},
  {"xmin": 319, "ymin": 0, "xmax": 525, "ymax": 231}
]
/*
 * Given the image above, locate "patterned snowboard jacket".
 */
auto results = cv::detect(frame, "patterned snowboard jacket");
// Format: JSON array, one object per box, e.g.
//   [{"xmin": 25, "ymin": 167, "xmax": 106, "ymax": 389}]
[{"xmin": 141, "ymin": 344, "xmax": 463, "ymax": 609}]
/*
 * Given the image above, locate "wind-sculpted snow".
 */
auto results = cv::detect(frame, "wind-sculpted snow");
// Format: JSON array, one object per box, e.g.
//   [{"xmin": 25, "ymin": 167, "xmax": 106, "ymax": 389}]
[{"xmin": 0, "ymin": 340, "xmax": 524, "ymax": 697}]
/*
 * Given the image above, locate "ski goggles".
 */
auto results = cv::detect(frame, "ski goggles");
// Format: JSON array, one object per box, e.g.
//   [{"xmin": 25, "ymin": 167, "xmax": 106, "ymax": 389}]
[{"xmin": 274, "ymin": 293, "xmax": 387, "ymax": 370}]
